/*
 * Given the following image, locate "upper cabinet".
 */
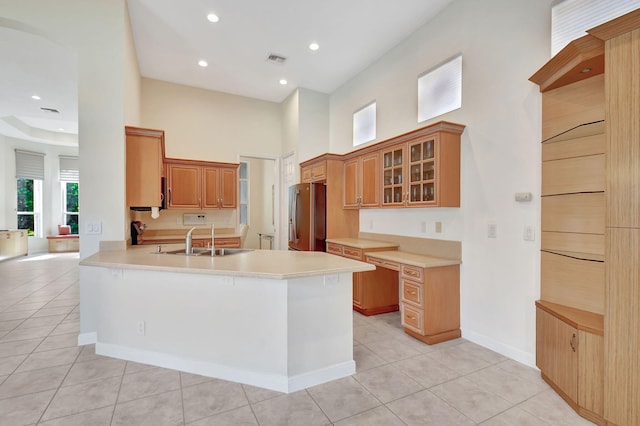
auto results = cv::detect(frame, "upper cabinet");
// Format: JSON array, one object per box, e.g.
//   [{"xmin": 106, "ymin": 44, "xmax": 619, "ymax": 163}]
[
  {"xmin": 380, "ymin": 132, "xmax": 461, "ymax": 207},
  {"xmin": 166, "ymin": 159, "xmax": 238, "ymax": 210},
  {"xmin": 126, "ymin": 126, "xmax": 165, "ymax": 208},
  {"xmin": 301, "ymin": 160, "xmax": 326, "ymax": 183},
  {"xmin": 343, "ymin": 152, "xmax": 380, "ymax": 209}
]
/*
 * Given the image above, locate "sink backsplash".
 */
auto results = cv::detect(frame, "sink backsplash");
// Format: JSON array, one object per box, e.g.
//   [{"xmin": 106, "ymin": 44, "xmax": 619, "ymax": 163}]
[{"xmin": 130, "ymin": 209, "xmax": 236, "ymax": 231}]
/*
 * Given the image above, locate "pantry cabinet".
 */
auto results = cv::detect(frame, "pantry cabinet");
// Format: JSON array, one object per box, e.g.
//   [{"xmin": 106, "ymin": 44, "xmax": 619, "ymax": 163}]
[
  {"xmin": 343, "ymin": 152, "xmax": 379, "ymax": 208},
  {"xmin": 126, "ymin": 126, "xmax": 165, "ymax": 208},
  {"xmin": 166, "ymin": 159, "xmax": 238, "ymax": 210}
]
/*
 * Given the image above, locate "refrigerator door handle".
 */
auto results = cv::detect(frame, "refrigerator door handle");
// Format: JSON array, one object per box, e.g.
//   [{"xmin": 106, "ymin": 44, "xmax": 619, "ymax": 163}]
[{"xmin": 290, "ymin": 189, "xmax": 299, "ymax": 244}]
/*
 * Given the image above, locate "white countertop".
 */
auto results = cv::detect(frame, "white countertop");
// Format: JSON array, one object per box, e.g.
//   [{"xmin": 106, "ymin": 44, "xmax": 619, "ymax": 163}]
[
  {"xmin": 80, "ymin": 245, "xmax": 374, "ymax": 279},
  {"xmin": 325, "ymin": 238, "xmax": 399, "ymax": 250}
]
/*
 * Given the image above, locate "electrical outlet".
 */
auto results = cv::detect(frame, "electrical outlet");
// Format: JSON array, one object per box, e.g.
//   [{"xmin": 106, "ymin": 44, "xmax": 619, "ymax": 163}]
[
  {"xmin": 325, "ymin": 274, "xmax": 339, "ymax": 286},
  {"xmin": 435, "ymin": 221, "xmax": 443, "ymax": 233},
  {"xmin": 85, "ymin": 221, "xmax": 102, "ymax": 235},
  {"xmin": 136, "ymin": 320, "xmax": 145, "ymax": 336},
  {"xmin": 488, "ymin": 222, "xmax": 497, "ymax": 238},
  {"xmin": 421, "ymin": 221, "xmax": 427, "ymax": 233},
  {"xmin": 524, "ymin": 225, "xmax": 535, "ymax": 241}
]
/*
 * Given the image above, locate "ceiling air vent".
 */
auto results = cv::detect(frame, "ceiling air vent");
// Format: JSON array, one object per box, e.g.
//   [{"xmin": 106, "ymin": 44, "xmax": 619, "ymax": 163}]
[
  {"xmin": 266, "ymin": 53, "xmax": 287, "ymax": 64},
  {"xmin": 40, "ymin": 107, "xmax": 60, "ymax": 114}
]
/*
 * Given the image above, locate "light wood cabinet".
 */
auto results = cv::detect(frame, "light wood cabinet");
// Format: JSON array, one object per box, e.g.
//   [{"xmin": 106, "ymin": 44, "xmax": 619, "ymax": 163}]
[
  {"xmin": 126, "ymin": 127, "xmax": 165, "ymax": 208},
  {"xmin": 531, "ymin": 11, "xmax": 640, "ymax": 424},
  {"xmin": 380, "ymin": 129, "xmax": 461, "ymax": 208},
  {"xmin": 203, "ymin": 167, "xmax": 237, "ymax": 209},
  {"xmin": 326, "ymin": 241, "xmax": 399, "ymax": 315},
  {"xmin": 343, "ymin": 152, "xmax": 380, "ymax": 208},
  {"xmin": 397, "ymin": 264, "xmax": 461, "ymax": 344},
  {"xmin": 301, "ymin": 160, "xmax": 326, "ymax": 183},
  {"xmin": 166, "ymin": 159, "xmax": 238, "ymax": 210},
  {"xmin": 0, "ymin": 230, "xmax": 28, "ymax": 261}
]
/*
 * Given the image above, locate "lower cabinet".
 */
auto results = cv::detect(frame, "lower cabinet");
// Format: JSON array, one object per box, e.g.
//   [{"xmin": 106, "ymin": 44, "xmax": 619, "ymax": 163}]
[
  {"xmin": 536, "ymin": 305, "xmax": 604, "ymax": 423},
  {"xmin": 399, "ymin": 264, "xmax": 461, "ymax": 344},
  {"xmin": 0, "ymin": 230, "xmax": 28, "ymax": 260},
  {"xmin": 326, "ymin": 241, "xmax": 399, "ymax": 315}
]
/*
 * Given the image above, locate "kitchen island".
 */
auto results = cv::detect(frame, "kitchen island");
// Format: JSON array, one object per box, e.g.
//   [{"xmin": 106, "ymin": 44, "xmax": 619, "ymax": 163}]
[{"xmin": 79, "ymin": 246, "xmax": 374, "ymax": 393}]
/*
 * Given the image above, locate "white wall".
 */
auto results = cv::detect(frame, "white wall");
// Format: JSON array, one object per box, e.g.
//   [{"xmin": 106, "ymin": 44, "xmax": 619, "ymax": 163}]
[
  {"xmin": 141, "ymin": 78, "xmax": 282, "ymax": 163},
  {"xmin": 0, "ymin": 136, "xmax": 79, "ymax": 253},
  {"xmin": 325, "ymin": 0, "xmax": 553, "ymax": 365},
  {"xmin": 2, "ymin": 0, "xmax": 139, "ymax": 258},
  {"xmin": 297, "ymin": 88, "xmax": 330, "ymax": 162}
]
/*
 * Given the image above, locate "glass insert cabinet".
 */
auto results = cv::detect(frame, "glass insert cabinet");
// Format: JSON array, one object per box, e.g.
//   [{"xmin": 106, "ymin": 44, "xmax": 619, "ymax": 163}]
[{"xmin": 381, "ymin": 130, "xmax": 459, "ymax": 207}]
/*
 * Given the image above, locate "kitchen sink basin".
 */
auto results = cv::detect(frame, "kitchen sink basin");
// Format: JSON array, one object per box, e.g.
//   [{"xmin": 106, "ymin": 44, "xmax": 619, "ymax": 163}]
[{"xmin": 159, "ymin": 248, "xmax": 251, "ymax": 256}]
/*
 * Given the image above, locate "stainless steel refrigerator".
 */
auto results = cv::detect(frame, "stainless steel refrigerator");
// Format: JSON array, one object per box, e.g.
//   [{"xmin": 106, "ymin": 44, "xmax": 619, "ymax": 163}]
[{"xmin": 288, "ymin": 183, "xmax": 326, "ymax": 251}]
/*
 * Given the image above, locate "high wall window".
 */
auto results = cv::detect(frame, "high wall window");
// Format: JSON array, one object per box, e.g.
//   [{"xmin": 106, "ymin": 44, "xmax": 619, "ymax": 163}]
[
  {"xmin": 418, "ymin": 54, "xmax": 462, "ymax": 123},
  {"xmin": 353, "ymin": 101, "xmax": 377, "ymax": 147},
  {"xmin": 552, "ymin": 0, "xmax": 640, "ymax": 55},
  {"xmin": 239, "ymin": 161, "xmax": 249, "ymax": 225},
  {"xmin": 15, "ymin": 150, "xmax": 45, "ymax": 237},
  {"xmin": 59, "ymin": 156, "xmax": 79, "ymax": 234}
]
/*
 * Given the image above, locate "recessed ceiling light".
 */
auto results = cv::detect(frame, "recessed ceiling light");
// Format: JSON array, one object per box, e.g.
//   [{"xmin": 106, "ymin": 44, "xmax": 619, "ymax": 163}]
[
  {"xmin": 309, "ymin": 42, "xmax": 319, "ymax": 51},
  {"xmin": 207, "ymin": 13, "xmax": 219, "ymax": 23},
  {"xmin": 580, "ymin": 67, "xmax": 592, "ymax": 74},
  {"xmin": 58, "ymin": 128, "xmax": 65, "ymax": 131},
  {"xmin": 31, "ymin": 95, "xmax": 41, "ymax": 100},
  {"xmin": 279, "ymin": 79, "xmax": 288, "ymax": 85},
  {"xmin": 198, "ymin": 60, "xmax": 208, "ymax": 67}
]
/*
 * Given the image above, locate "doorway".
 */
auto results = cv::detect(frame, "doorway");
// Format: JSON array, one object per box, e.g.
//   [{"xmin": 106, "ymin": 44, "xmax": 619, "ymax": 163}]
[{"xmin": 238, "ymin": 155, "xmax": 278, "ymax": 249}]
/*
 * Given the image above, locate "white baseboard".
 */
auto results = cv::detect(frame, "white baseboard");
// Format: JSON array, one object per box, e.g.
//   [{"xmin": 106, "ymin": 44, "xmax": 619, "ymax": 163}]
[
  {"xmin": 462, "ymin": 328, "xmax": 536, "ymax": 368},
  {"xmin": 77, "ymin": 332, "xmax": 97, "ymax": 346},
  {"xmin": 96, "ymin": 342, "xmax": 355, "ymax": 393}
]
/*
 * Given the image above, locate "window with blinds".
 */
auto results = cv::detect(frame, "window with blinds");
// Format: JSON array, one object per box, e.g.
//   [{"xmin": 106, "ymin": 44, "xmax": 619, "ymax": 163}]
[
  {"xmin": 552, "ymin": 0, "xmax": 640, "ymax": 55},
  {"xmin": 59, "ymin": 156, "xmax": 79, "ymax": 182},
  {"xmin": 15, "ymin": 150, "xmax": 44, "ymax": 237}
]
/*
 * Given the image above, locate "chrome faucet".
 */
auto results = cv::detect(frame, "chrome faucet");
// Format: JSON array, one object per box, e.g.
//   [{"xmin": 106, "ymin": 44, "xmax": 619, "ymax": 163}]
[
  {"xmin": 210, "ymin": 224, "xmax": 215, "ymax": 256},
  {"xmin": 185, "ymin": 226, "xmax": 197, "ymax": 255}
]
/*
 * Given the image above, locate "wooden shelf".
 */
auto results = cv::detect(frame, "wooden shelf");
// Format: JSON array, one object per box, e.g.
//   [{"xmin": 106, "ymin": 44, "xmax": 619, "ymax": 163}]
[
  {"xmin": 541, "ymin": 249, "xmax": 604, "ymax": 263},
  {"xmin": 542, "ymin": 120, "xmax": 604, "ymax": 144},
  {"xmin": 529, "ymin": 35, "xmax": 604, "ymax": 93},
  {"xmin": 536, "ymin": 300, "xmax": 604, "ymax": 336}
]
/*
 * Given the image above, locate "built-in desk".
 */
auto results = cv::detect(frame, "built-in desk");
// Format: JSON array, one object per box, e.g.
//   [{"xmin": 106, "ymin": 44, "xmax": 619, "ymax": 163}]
[{"xmin": 327, "ymin": 235, "xmax": 461, "ymax": 344}]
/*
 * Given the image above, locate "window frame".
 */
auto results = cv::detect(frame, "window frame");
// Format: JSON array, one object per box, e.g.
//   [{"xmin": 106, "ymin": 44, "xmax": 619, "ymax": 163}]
[{"xmin": 62, "ymin": 181, "xmax": 79, "ymax": 234}]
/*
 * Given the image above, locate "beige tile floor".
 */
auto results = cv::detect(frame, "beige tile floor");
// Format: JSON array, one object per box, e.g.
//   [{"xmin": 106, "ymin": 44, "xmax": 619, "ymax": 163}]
[{"xmin": 0, "ymin": 252, "xmax": 595, "ymax": 425}]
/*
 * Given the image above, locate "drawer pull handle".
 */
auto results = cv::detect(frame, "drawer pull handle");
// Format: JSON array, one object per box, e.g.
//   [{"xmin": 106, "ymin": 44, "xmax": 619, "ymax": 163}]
[
  {"xmin": 409, "ymin": 291, "xmax": 417, "ymax": 295},
  {"xmin": 570, "ymin": 333, "xmax": 576, "ymax": 352}
]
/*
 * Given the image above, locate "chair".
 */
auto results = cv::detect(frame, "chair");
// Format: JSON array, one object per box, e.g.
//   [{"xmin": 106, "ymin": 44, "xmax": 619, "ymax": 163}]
[{"xmin": 239, "ymin": 224, "xmax": 249, "ymax": 248}]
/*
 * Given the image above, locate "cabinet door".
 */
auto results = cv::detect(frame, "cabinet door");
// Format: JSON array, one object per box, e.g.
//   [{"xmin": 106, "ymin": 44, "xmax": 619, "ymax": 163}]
[
  {"xmin": 301, "ymin": 166, "xmax": 313, "ymax": 183},
  {"xmin": 219, "ymin": 168, "xmax": 237, "ymax": 208},
  {"xmin": 407, "ymin": 137, "xmax": 437, "ymax": 206},
  {"xmin": 343, "ymin": 158, "xmax": 359, "ymax": 208},
  {"xmin": 167, "ymin": 164, "xmax": 200, "ymax": 208},
  {"xmin": 536, "ymin": 308, "xmax": 578, "ymax": 402},
  {"xmin": 202, "ymin": 167, "xmax": 220, "ymax": 208},
  {"xmin": 353, "ymin": 272, "xmax": 363, "ymax": 308},
  {"xmin": 126, "ymin": 128, "xmax": 164, "ymax": 207},
  {"xmin": 360, "ymin": 152, "xmax": 380, "ymax": 207},
  {"xmin": 381, "ymin": 145, "xmax": 406, "ymax": 206}
]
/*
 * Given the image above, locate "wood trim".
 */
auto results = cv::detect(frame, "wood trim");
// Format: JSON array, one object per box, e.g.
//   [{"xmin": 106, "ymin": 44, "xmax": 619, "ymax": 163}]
[
  {"xmin": 353, "ymin": 304, "xmax": 399, "ymax": 316},
  {"xmin": 535, "ymin": 300, "xmax": 604, "ymax": 336},
  {"xmin": 529, "ymin": 35, "xmax": 604, "ymax": 93},
  {"xmin": 588, "ymin": 8, "xmax": 640, "ymax": 41},
  {"xmin": 404, "ymin": 328, "xmax": 461, "ymax": 345},
  {"xmin": 165, "ymin": 157, "xmax": 239, "ymax": 169}
]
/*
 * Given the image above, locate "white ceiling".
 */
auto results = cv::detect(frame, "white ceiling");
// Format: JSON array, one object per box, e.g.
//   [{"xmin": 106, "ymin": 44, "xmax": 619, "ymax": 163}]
[{"xmin": 0, "ymin": 0, "xmax": 455, "ymax": 146}]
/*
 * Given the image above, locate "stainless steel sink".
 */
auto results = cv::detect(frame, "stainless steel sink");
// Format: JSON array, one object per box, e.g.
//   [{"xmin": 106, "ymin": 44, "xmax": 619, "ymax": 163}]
[{"xmin": 159, "ymin": 248, "xmax": 251, "ymax": 256}]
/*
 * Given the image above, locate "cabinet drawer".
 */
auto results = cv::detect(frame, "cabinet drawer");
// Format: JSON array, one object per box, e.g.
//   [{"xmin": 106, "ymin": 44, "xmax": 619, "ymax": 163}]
[
  {"xmin": 366, "ymin": 256, "xmax": 400, "ymax": 271},
  {"xmin": 402, "ymin": 305, "xmax": 423, "ymax": 334},
  {"xmin": 326, "ymin": 243, "xmax": 343, "ymax": 256},
  {"xmin": 401, "ymin": 265, "xmax": 423, "ymax": 281},
  {"xmin": 342, "ymin": 247, "xmax": 363, "ymax": 260},
  {"xmin": 402, "ymin": 279, "xmax": 423, "ymax": 308}
]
